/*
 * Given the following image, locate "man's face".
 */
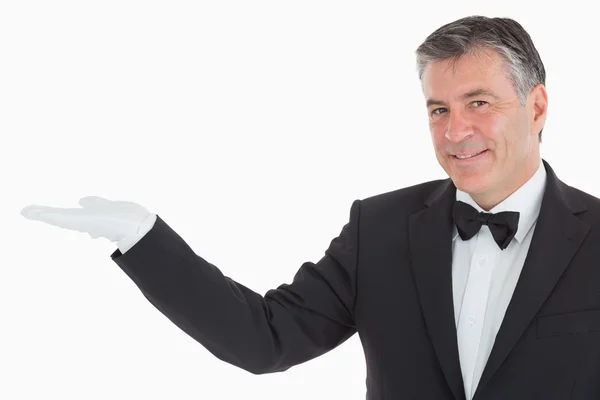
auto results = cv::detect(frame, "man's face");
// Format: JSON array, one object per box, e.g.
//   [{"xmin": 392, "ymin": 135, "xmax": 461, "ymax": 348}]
[{"xmin": 421, "ymin": 48, "xmax": 545, "ymax": 208}]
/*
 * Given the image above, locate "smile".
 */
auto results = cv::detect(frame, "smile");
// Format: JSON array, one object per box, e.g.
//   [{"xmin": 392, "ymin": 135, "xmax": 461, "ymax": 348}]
[{"xmin": 452, "ymin": 149, "xmax": 488, "ymax": 160}]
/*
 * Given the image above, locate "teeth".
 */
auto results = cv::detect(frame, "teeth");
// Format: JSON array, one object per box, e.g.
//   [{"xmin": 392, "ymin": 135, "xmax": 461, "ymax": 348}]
[{"xmin": 456, "ymin": 151, "xmax": 483, "ymax": 159}]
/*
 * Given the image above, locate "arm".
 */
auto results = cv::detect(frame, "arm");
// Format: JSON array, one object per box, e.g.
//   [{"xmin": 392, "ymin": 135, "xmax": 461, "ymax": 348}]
[{"xmin": 110, "ymin": 200, "xmax": 361, "ymax": 374}]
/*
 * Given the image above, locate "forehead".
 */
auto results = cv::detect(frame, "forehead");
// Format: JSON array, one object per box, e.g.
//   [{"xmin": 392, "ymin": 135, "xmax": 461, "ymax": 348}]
[{"xmin": 422, "ymin": 48, "xmax": 513, "ymax": 101}]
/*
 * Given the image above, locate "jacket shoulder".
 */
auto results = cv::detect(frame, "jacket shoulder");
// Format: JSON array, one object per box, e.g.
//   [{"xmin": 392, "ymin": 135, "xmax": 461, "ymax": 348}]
[{"xmin": 359, "ymin": 178, "xmax": 450, "ymax": 218}]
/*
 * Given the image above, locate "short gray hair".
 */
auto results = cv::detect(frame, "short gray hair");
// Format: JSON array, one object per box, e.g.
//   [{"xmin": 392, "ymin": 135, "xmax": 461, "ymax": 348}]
[{"xmin": 415, "ymin": 16, "xmax": 546, "ymax": 143}]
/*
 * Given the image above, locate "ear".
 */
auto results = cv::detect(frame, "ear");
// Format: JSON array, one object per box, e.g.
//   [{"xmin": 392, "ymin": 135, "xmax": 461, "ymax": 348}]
[{"xmin": 529, "ymin": 84, "xmax": 548, "ymax": 137}]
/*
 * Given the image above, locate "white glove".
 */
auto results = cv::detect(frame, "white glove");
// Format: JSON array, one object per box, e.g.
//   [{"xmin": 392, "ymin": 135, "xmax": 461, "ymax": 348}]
[{"xmin": 20, "ymin": 196, "xmax": 157, "ymax": 253}]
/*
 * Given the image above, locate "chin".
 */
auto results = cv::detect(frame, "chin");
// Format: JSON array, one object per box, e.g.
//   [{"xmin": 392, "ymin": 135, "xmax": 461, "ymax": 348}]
[{"xmin": 451, "ymin": 174, "xmax": 488, "ymax": 195}]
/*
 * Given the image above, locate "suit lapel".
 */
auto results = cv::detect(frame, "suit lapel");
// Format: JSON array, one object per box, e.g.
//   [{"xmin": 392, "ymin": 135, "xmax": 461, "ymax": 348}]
[
  {"xmin": 471, "ymin": 160, "xmax": 589, "ymax": 398},
  {"xmin": 409, "ymin": 179, "xmax": 466, "ymax": 400}
]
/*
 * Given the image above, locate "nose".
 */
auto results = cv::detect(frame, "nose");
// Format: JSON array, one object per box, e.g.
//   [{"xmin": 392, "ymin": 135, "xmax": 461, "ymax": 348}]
[{"xmin": 445, "ymin": 110, "xmax": 474, "ymax": 142}]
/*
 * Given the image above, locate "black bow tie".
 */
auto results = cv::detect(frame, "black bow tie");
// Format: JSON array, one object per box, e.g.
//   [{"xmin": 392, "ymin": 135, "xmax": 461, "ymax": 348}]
[{"xmin": 452, "ymin": 200, "xmax": 520, "ymax": 250}]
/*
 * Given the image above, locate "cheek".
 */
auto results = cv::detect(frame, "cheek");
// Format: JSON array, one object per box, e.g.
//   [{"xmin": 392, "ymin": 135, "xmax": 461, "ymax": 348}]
[
  {"xmin": 429, "ymin": 123, "xmax": 446, "ymax": 146},
  {"xmin": 429, "ymin": 117, "xmax": 444, "ymax": 131},
  {"xmin": 431, "ymin": 133, "xmax": 447, "ymax": 155},
  {"xmin": 472, "ymin": 114, "xmax": 505, "ymax": 148},
  {"xmin": 492, "ymin": 116, "xmax": 523, "ymax": 152},
  {"xmin": 473, "ymin": 112, "xmax": 499, "ymax": 130}
]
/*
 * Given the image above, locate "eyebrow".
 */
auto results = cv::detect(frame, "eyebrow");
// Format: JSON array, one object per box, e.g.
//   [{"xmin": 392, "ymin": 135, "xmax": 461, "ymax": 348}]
[{"xmin": 426, "ymin": 88, "xmax": 500, "ymax": 108}]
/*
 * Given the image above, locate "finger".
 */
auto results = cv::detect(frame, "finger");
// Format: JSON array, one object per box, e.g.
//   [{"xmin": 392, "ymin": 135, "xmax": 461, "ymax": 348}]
[
  {"xmin": 79, "ymin": 196, "xmax": 114, "ymax": 209},
  {"xmin": 22, "ymin": 207, "xmax": 97, "ymax": 232},
  {"xmin": 21, "ymin": 205, "xmax": 52, "ymax": 220}
]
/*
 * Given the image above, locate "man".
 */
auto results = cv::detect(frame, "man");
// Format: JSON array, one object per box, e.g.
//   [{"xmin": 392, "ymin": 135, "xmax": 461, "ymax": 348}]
[{"xmin": 21, "ymin": 15, "xmax": 600, "ymax": 399}]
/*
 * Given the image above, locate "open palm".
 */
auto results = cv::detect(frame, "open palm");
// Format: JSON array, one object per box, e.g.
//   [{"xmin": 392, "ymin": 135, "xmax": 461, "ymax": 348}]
[{"xmin": 21, "ymin": 196, "xmax": 151, "ymax": 242}]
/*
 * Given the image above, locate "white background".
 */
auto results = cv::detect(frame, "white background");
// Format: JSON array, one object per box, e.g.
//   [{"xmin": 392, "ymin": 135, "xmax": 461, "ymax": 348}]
[{"xmin": 2, "ymin": 1, "xmax": 599, "ymax": 399}]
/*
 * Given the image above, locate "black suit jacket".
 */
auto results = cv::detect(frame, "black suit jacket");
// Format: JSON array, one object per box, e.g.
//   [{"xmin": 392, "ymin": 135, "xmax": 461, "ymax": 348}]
[{"xmin": 111, "ymin": 159, "xmax": 600, "ymax": 399}]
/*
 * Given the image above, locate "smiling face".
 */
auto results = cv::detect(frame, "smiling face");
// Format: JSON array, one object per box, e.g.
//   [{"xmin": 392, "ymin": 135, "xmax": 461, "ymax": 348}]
[{"xmin": 421, "ymin": 47, "xmax": 547, "ymax": 210}]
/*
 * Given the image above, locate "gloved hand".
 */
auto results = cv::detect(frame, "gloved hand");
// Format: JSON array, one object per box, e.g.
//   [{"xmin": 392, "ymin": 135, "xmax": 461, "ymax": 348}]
[{"xmin": 20, "ymin": 196, "xmax": 157, "ymax": 253}]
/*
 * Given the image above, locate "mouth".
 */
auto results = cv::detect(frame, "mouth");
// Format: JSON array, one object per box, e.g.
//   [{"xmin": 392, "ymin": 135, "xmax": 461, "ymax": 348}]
[{"xmin": 451, "ymin": 149, "xmax": 489, "ymax": 161}]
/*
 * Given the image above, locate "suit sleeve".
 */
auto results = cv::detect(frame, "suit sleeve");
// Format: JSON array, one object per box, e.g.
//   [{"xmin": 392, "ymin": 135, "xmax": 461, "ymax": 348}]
[{"xmin": 110, "ymin": 199, "xmax": 361, "ymax": 374}]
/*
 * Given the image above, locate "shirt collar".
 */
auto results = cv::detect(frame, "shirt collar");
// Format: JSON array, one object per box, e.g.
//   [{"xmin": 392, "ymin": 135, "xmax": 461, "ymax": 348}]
[{"xmin": 452, "ymin": 157, "xmax": 547, "ymax": 243}]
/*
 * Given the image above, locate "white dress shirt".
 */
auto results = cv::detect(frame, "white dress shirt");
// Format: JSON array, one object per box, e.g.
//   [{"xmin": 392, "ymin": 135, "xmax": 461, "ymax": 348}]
[{"xmin": 452, "ymin": 157, "xmax": 546, "ymax": 399}]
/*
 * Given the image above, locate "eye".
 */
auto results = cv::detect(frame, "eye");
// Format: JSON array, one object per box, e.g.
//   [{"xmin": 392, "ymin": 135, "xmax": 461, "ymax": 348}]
[
  {"xmin": 431, "ymin": 108, "xmax": 447, "ymax": 116},
  {"xmin": 430, "ymin": 101, "xmax": 488, "ymax": 117}
]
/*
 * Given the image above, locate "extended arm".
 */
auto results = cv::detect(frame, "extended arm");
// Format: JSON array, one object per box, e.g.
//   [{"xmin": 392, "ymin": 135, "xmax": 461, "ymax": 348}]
[
  {"xmin": 111, "ymin": 201, "xmax": 361, "ymax": 374},
  {"xmin": 21, "ymin": 196, "xmax": 361, "ymax": 374}
]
